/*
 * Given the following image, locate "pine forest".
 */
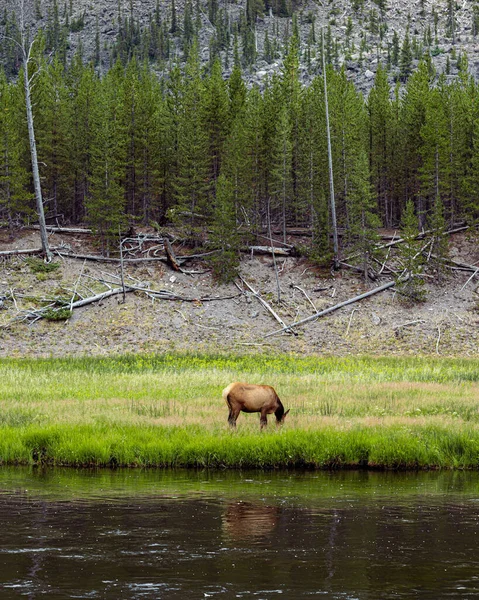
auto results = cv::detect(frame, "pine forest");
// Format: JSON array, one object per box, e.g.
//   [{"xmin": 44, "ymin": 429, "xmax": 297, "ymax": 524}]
[{"xmin": 1, "ymin": 0, "xmax": 479, "ymax": 280}]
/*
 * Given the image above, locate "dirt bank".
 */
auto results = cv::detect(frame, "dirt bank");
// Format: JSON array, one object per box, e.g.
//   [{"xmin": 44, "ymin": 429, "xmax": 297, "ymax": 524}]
[{"xmin": 0, "ymin": 227, "xmax": 478, "ymax": 358}]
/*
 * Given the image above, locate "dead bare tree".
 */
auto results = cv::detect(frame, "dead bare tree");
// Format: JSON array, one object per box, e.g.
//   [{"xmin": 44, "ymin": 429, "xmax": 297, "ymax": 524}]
[
  {"xmin": 322, "ymin": 29, "xmax": 339, "ymax": 270},
  {"xmin": 2, "ymin": 1, "xmax": 52, "ymax": 261}
]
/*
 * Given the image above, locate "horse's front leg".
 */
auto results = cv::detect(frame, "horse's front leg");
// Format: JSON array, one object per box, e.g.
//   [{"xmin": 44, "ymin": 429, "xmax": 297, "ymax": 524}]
[{"xmin": 260, "ymin": 410, "xmax": 268, "ymax": 430}]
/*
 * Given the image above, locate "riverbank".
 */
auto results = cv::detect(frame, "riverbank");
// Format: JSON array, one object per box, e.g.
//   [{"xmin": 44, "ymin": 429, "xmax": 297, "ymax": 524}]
[{"xmin": 1, "ymin": 354, "xmax": 478, "ymax": 469}]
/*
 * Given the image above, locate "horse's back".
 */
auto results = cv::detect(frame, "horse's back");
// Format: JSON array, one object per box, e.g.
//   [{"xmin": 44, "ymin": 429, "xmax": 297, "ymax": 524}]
[{"xmin": 223, "ymin": 382, "xmax": 278, "ymax": 412}]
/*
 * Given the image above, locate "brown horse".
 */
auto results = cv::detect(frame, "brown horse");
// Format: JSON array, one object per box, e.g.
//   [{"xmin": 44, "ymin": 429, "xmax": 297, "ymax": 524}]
[{"xmin": 222, "ymin": 382, "xmax": 290, "ymax": 429}]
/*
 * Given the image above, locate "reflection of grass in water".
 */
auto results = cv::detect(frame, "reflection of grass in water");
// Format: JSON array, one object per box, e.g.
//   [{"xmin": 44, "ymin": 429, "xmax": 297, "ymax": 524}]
[
  {"xmin": 0, "ymin": 353, "xmax": 478, "ymax": 469},
  {"xmin": 1, "ymin": 467, "xmax": 477, "ymax": 504}
]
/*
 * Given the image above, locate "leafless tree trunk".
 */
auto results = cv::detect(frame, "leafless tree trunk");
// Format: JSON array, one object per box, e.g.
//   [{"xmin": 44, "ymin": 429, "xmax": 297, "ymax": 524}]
[
  {"xmin": 322, "ymin": 29, "xmax": 339, "ymax": 269},
  {"xmin": 13, "ymin": 1, "xmax": 53, "ymax": 260}
]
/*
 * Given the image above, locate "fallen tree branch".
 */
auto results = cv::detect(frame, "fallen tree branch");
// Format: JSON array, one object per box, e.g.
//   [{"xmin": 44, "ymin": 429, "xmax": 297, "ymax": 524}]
[
  {"xmin": 0, "ymin": 246, "xmax": 65, "ymax": 257},
  {"xmin": 265, "ymin": 280, "xmax": 397, "ymax": 338},
  {"xmin": 339, "ymin": 261, "xmax": 377, "ymax": 281},
  {"xmin": 0, "ymin": 286, "xmax": 137, "ymax": 328},
  {"xmin": 56, "ymin": 251, "xmax": 168, "ymax": 264},
  {"xmin": 292, "ymin": 284, "xmax": 317, "ymax": 312},
  {"xmin": 164, "ymin": 238, "xmax": 182, "ymax": 271},
  {"xmin": 239, "ymin": 276, "xmax": 296, "ymax": 335},
  {"xmin": 461, "ymin": 268, "xmax": 479, "ymax": 290},
  {"xmin": 247, "ymin": 246, "xmax": 292, "ymax": 256},
  {"xmin": 27, "ymin": 224, "xmax": 93, "ymax": 234}
]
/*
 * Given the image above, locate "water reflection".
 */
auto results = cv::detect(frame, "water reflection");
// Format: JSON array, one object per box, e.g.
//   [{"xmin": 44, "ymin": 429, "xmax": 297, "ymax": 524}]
[
  {"xmin": 0, "ymin": 468, "xmax": 479, "ymax": 598},
  {"xmin": 222, "ymin": 501, "xmax": 280, "ymax": 541}
]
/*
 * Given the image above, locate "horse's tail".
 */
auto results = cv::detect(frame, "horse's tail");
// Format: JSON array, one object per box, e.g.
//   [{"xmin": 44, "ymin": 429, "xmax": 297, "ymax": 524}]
[{"xmin": 222, "ymin": 382, "xmax": 236, "ymax": 406}]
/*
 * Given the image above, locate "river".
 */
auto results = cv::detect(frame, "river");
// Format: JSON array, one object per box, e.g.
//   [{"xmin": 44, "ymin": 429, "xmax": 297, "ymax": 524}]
[{"xmin": 0, "ymin": 468, "xmax": 478, "ymax": 598}]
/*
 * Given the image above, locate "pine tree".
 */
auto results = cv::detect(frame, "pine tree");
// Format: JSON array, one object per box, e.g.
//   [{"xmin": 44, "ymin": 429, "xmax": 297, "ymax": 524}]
[
  {"xmin": 68, "ymin": 56, "xmax": 98, "ymax": 223},
  {"xmin": 418, "ymin": 80, "xmax": 450, "ymax": 224},
  {"xmin": 391, "ymin": 30, "xmax": 399, "ymax": 66},
  {"xmin": 228, "ymin": 50, "xmax": 247, "ymax": 119},
  {"xmin": 170, "ymin": 0, "xmax": 177, "ymax": 33},
  {"xmin": 172, "ymin": 43, "xmax": 210, "ymax": 239},
  {"xmin": 297, "ymin": 81, "xmax": 330, "ymax": 262},
  {"xmin": 368, "ymin": 64, "xmax": 395, "ymax": 226},
  {"xmin": 399, "ymin": 27, "xmax": 413, "ymax": 81},
  {"xmin": 118, "ymin": 57, "xmax": 141, "ymax": 218},
  {"xmin": 0, "ymin": 71, "xmax": 32, "ymax": 227},
  {"xmin": 396, "ymin": 198, "xmax": 426, "ymax": 302},
  {"xmin": 208, "ymin": 174, "xmax": 241, "ymax": 282},
  {"xmin": 32, "ymin": 56, "xmax": 73, "ymax": 220},
  {"xmin": 270, "ymin": 103, "xmax": 293, "ymax": 243},
  {"xmin": 400, "ymin": 60, "xmax": 431, "ymax": 226},
  {"xmin": 427, "ymin": 195, "xmax": 448, "ymax": 277},
  {"xmin": 202, "ymin": 58, "xmax": 230, "ymax": 185},
  {"xmin": 222, "ymin": 86, "xmax": 263, "ymax": 235},
  {"xmin": 86, "ymin": 61, "xmax": 127, "ymax": 252},
  {"xmin": 280, "ymin": 31, "xmax": 302, "ymax": 231},
  {"xmin": 446, "ymin": 0, "xmax": 456, "ymax": 44},
  {"xmin": 134, "ymin": 62, "xmax": 165, "ymax": 224}
]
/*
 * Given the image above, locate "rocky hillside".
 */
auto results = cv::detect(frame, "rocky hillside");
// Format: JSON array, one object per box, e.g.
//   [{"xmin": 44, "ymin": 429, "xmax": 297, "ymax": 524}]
[{"xmin": 3, "ymin": 0, "xmax": 479, "ymax": 92}]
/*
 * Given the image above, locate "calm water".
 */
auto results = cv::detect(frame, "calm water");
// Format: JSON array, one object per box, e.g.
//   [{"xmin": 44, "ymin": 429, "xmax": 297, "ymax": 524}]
[{"xmin": 0, "ymin": 468, "xmax": 479, "ymax": 599}]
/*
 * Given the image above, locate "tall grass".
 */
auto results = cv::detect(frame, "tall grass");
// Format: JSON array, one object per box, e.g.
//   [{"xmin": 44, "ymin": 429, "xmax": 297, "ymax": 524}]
[{"xmin": 0, "ymin": 353, "xmax": 478, "ymax": 469}]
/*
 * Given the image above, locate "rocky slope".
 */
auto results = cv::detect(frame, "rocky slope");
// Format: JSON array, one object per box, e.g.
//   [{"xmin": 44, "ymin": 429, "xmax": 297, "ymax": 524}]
[
  {"xmin": 0, "ymin": 227, "xmax": 477, "ymax": 358},
  {"xmin": 4, "ymin": 0, "xmax": 479, "ymax": 92}
]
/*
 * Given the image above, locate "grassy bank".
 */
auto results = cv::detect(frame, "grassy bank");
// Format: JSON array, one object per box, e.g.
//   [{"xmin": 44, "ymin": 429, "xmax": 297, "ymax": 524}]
[{"xmin": 1, "ymin": 353, "xmax": 479, "ymax": 469}]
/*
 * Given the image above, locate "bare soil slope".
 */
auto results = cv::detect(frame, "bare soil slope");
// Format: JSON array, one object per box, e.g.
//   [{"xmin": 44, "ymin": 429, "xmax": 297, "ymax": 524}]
[{"xmin": 0, "ymin": 227, "xmax": 478, "ymax": 358}]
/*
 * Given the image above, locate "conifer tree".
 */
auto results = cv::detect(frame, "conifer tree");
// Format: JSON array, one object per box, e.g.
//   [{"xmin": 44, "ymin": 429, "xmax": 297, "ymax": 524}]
[
  {"xmin": 202, "ymin": 58, "xmax": 230, "ymax": 185},
  {"xmin": 270, "ymin": 103, "xmax": 293, "ymax": 243},
  {"xmin": 297, "ymin": 81, "xmax": 330, "ymax": 261},
  {"xmin": 418, "ymin": 81, "xmax": 450, "ymax": 222},
  {"xmin": 172, "ymin": 43, "xmax": 210, "ymax": 238},
  {"xmin": 228, "ymin": 47, "xmax": 247, "ymax": 118},
  {"xmin": 68, "ymin": 56, "xmax": 97, "ymax": 223},
  {"xmin": 135, "ymin": 62, "xmax": 165, "ymax": 224},
  {"xmin": 86, "ymin": 61, "xmax": 127, "ymax": 252},
  {"xmin": 400, "ymin": 60, "xmax": 431, "ymax": 225},
  {"xmin": 170, "ymin": 0, "xmax": 177, "ymax": 33},
  {"xmin": 368, "ymin": 64, "xmax": 394, "ymax": 226},
  {"xmin": 223, "ymin": 86, "xmax": 263, "ymax": 235},
  {"xmin": 33, "ymin": 56, "xmax": 73, "ymax": 219},
  {"xmin": 208, "ymin": 174, "xmax": 241, "ymax": 282},
  {"xmin": 280, "ymin": 31, "xmax": 302, "ymax": 230},
  {"xmin": 0, "ymin": 70, "xmax": 32, "ymax": 227},
  {"xmin": 396, "ymin": 198, "xmax": 426, "ymax": 302},
  {"xmin": 391, "ymin": 30, "xmax": 400, "ymax": 66},
  {"xmin": 427, "ymin": 195, "xmax": 448, "ymax": 277},
  {"xmin": 399, "ymin": 27, "xmax": 413, "ymax": 81}
]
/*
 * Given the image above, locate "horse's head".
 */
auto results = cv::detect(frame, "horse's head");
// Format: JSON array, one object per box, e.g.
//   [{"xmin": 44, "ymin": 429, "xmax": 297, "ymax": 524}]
[{"xmin": 276, "ymin": 408, "xmax": 290, "ymax": 425}]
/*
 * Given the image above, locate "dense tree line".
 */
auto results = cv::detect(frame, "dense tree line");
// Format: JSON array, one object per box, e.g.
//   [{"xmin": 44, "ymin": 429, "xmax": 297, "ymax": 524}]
[{"xmin": 0, "ymin": 32, "xmax": 478, "ymax": 277}]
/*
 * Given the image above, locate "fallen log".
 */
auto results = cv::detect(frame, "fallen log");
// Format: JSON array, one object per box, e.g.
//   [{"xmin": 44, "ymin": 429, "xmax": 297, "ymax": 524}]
[
  {"xmin": 247, "ymin": 246, "xmax": 292, "ymax": 256},
  {"xmin": 0, "ymin": 246, "xmax": 64, "ymax": 257},
  {"xmin": 164, "ymin": 238, "xmax": 181, "ymax": 271},
  {"xmin": 29, "ymin": 225, "xmax": 93, "ymax": 234},
  {"xmin": 239, "ymin": 277, "xmax": 296, "ymax": 335},
  {"xmin": 56, "ymin": 251, "xmax": 168, "ymax": 264},
  {"xmin": 265, "ymin": 280, "xmax": 397, "ymax": 338},
  {"xmin": 339, "ymin": 261, "xmax": 377, "ymax": 281}
]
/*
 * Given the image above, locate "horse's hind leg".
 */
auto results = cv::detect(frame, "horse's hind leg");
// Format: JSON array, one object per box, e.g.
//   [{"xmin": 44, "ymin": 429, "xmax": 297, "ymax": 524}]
[
  {"xmin": 228, "ymin": 408, "xmax": 237, "ymax": 428},
  {"xmin": 227, "ymin": 399, "xmax": 240, "ymax": 428}
]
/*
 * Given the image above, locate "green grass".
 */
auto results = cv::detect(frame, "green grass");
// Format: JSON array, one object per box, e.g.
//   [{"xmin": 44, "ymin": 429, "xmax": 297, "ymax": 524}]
[{"xmin": 0, "ymin": 353, "xmax": 478, "ymax": 469}]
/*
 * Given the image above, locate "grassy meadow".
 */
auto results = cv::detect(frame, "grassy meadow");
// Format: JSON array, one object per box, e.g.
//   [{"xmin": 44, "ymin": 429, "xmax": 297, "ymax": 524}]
[{"xmin": 1, "ymin": 353, "xmax": 479, "ymax": 469}]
